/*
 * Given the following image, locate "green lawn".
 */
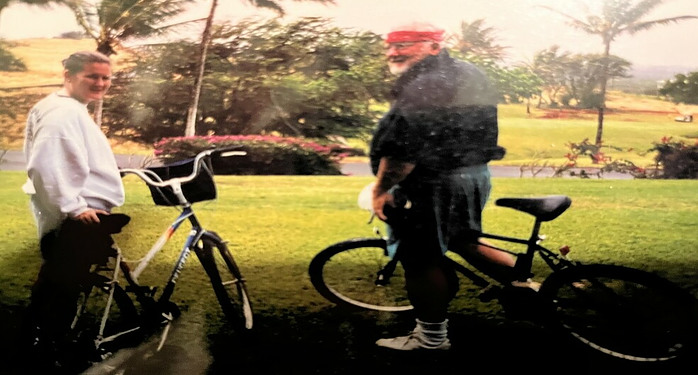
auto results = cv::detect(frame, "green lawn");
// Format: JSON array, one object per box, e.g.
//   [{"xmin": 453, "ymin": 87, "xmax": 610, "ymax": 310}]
[
  {"xmin": 494, "ymin": 103, "xmax": 698, "ymax": 168},
  {"xmin": 2, "ymin": 171, "xmax": 697, "ymax": 311},
  {"xmin": 2, "ymin": 171, "xmax": 697, "ymax": 373}
]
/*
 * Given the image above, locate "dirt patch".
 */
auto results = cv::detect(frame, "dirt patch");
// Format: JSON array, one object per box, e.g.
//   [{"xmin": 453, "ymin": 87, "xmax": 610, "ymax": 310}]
[{"xmin": 536, "ymin": 108, "xmax": 597, "ymax": 119}]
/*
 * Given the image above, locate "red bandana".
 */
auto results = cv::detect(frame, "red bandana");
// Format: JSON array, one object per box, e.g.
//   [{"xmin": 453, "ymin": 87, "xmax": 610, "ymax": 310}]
[{"xmin": 385, "ymin": 30, "xmax": 444, "ymax": 43}]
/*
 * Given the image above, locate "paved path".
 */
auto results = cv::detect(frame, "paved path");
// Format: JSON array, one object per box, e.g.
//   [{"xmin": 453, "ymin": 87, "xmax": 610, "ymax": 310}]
[{"xmin": 1, "ymin": 150, "xmax": 631, "ymax": 179}]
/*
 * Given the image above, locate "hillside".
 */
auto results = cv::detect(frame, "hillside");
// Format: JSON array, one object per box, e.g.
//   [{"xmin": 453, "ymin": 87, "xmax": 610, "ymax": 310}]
[
  {"xmin": 0, "ymin": 39, "xmax": 137, "ymax": 151},
  {"xmin": 1, "ymin": 38, "xmax": 131, "ymax": 88}
]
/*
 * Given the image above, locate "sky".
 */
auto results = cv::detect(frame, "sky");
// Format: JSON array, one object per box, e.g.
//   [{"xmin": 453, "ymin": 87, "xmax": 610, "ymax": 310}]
[{"xmin": 1, "ymin": 0, "xmax": 697, "ymax": 70}]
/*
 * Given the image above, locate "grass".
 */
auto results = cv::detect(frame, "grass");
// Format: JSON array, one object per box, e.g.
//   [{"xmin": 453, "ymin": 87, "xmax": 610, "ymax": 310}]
[
  {"xmin": 1, "ymin": 172, "xmax": 697, "ymax": 373},
  {"xmin": 494, "ymin": 97, "xmax": 698, "ymax": 168}
]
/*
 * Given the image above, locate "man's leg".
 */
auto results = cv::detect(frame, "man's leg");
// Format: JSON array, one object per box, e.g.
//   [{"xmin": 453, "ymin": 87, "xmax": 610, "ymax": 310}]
[{"xmin": 375, "ymin": 232, "xmax": 457, "ymax": 350}]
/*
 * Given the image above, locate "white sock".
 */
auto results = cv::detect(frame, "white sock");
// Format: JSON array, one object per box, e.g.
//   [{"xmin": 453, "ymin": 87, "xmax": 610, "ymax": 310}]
[{"xmin": 415, "ymin": 318, "xmax": 448, "ymax": 347}]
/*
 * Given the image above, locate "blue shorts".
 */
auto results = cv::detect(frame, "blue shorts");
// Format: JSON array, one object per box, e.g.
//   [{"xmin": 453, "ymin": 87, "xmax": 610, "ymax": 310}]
[{"xmin": 384, "ymin": 164, "xmax": 491, "ymax": 258}]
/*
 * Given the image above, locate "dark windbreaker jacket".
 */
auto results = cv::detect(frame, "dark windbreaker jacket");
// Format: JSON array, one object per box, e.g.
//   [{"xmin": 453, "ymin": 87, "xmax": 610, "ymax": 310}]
[{"xmin": 370, "ymin": 50, "xmax": 506, "ymax": 186}]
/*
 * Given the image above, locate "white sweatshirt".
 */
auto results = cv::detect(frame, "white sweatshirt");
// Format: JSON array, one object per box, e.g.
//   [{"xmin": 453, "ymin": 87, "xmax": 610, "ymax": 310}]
[{"xmin": 22, "ymin": 92, "xmax": 125, "ymax": 237}]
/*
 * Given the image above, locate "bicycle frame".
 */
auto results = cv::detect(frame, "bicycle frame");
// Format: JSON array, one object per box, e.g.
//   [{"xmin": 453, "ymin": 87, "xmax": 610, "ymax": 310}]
[
  {"xmin": 374, "ymin": 195, "xmax": 577, "ymax": 289},
  {"xmin": 93, "ymin": 205, "xmax": 208, "ymax": 349},
  {"xmin": 91, "ymin": 148, "xmax": 246, "ymax": 350},
  {"xmin": 122, "ymin": 205, "xmax": 206, "ymax": 304},
  {"xmin": 475, "ymin": 226, "xmax": 576, "ymax": 283}
]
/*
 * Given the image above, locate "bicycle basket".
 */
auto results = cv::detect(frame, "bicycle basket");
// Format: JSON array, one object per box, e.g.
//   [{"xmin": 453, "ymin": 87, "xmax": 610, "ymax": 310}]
[{"xmin": 146, "ymin": 157, "xmax": 216, "ymax": 206}]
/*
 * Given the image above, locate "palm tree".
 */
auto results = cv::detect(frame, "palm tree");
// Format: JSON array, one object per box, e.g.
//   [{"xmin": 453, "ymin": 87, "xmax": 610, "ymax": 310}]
[
  {"xmin": 542, "ymin": 0, "xmax": 697, "ymax": 147},
  {"xmin": 453, "ymin": 19, "xmax": 507, "ymax": 63},
  {"xmin": 64, "ymin": 0, "xmax": 333, "ymax": 133},
  {"xmin": 185, "ymin": 0, "xmax": 217, "ymax": 137},
  {"xmin": 184, "ymin": 0, "xmax": 333, "ymax": 136},
  {"xmin": 64, "ymin": 0, "xmax": 195, "ymax": 125},
  {"xmin": 531, "ymin": 45, "xmax": 571, "ymax": 107},
  {"xmin": 65, "ymin": 0, "xmax": 195, "ymax": 57}
]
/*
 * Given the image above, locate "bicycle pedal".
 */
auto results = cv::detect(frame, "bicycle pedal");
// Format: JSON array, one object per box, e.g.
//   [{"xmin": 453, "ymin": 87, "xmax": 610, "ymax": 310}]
[
  {"xmin": 86, "ymin": 273, "xmax": 112, "ymax": 288},
  {"xmin": 375, "ymin": 273, "xmax": 390, "ymax": 286},
  {"xmin": 125, "ymin": 285, "xmax": 157, "ymax": 296}
]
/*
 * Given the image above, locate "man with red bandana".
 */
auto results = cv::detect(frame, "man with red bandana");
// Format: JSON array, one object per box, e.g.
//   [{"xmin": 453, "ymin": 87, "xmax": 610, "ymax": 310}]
[{"xmin": 370, "ymin": 22, "xmax": 519, "ymax": 350}]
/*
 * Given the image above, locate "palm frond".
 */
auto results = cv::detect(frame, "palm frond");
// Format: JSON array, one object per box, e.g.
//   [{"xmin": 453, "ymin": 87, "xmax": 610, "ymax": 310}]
[{"xmin": 624, "ymin": 16, "xmax": 698, "ymax": 35}]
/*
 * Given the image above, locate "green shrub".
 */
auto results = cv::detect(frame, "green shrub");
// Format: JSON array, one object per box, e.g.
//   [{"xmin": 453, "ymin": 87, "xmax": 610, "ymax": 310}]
[
  {"xmin": 153, "ymin": 135, "xmax": 355, "ymax": 175},
  {"xmin": 0, "ymin": 42, "xmax": 27, "ymax": 72},
  {"xmin": 650, "ymin": 137, "xmax": 698, "ymax": 179}
]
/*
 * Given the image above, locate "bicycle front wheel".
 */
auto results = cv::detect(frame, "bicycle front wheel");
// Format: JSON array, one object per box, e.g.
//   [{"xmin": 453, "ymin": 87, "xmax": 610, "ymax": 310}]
[
  {"xmin": 308, "ymin": 238, "xmax": 413, "ymax": 312},
  {"xmin": 540, "ymin": 264, "xmax": 698, "ymax": 362},
  {"xmin": 196, "ymin": 232, "xmax": 253, "ymax": 330}
]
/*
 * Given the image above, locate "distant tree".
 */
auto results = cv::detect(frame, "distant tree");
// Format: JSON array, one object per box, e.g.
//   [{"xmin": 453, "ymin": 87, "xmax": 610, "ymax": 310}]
[
  {"xmin": 452, "ymin": 19, "xmax": 507, "ymax": 64},
  {"xmin": 0, "ymin": 40, "xmax": 26, "ymax": 71},
  {"xmin": 564, "ymin": 53, "xmax": 632, "ymax": 108},
  {"xmin": 542, "ymin": 0, "xmax": 698, "ymax": 146},
  {"xmin": 57, "ymin": 30, "xmax": 86, "ymax": 39},
  {"xmin": 105, "ymin": 18, "xmax": 388, "ymax": 142},
  {"xmin": 531, "ymin": 45, "xmax": 571, "ymax": 107},
  {"xmin": 659, "ymin": 72, "xmax": 698, "ymax": 105},
  {"xmin": 184, "ymin": 0, "xmax": 335, "ymax": 136},
  {"xmin": 497, "ymin": 66, "xmax": 543, "ymax": 113},
  {"xmin": 449, "ymin": 19, "xmax": 521, "ymax": 106}
]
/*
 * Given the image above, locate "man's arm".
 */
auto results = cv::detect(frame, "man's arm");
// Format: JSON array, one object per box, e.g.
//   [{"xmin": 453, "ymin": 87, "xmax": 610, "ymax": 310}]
[{"xmin": 372, "ymin": 157, "xmax": 415, "ymax": 220}]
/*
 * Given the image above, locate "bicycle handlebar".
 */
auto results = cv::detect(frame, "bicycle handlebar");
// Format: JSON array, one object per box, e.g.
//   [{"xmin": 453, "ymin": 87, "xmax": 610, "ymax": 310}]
[{"xmin": 120, "ymin": 146, "xmax": 246, "ymax": 188}]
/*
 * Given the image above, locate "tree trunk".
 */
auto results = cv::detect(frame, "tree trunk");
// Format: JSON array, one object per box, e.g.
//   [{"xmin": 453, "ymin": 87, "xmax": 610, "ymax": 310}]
[
  {"xmin": 595, "ymin": 40, "xmax": 611, "ymax": 147},
  {"xmin": 595, "ymin": 106, "xmax": 604, "ymax": 146},
  {"xmin": 185, "ymin": 0, "xmax": 217, "ymax": 137}
]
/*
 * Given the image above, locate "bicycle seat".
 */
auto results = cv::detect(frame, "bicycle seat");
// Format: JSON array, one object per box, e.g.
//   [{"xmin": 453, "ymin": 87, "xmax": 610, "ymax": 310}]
[
  {"xmin": 97, "ymin": 213, "xmax": 131, "ymax": 234},
  {"xmin": 495, "ymin": 195, "xmax": 571, "ymax": 222}
]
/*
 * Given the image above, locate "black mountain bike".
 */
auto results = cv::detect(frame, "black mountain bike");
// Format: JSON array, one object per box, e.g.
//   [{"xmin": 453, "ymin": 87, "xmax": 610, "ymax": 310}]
[{"xmin": 309, "ymin": 193, "xmax": 698, "ymax": 362}]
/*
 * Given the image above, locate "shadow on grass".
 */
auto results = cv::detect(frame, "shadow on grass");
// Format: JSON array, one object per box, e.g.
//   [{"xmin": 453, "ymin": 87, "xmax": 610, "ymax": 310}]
[
  {"xmin": 204, "ymin": 307, "xmax": 690, "ymax": 375},
  {"xmin": 1, "ymin": 302, "xmax": 693, "ymax": 375}
]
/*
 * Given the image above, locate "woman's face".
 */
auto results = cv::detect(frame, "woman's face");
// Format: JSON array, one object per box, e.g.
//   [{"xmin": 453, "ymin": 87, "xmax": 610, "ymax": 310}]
[{"xmin": 64, "ymin": 62, "xmax": 112, "ymax": 104}]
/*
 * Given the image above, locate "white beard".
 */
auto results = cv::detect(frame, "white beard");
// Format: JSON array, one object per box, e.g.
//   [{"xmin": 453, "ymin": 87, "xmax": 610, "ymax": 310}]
[{"xmin": 388, "ymin": 63, "xmax": 409, "ymax": 76}]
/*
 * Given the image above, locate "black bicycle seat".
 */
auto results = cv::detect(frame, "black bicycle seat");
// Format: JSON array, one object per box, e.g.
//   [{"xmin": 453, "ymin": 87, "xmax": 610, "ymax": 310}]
[
  {"xmin": 97, "ymin": 213, "xmax": 131, "ymax": 234},
  {"xmin": 495, "ymin": 195, "xmax": 571, "ymax": 222}
]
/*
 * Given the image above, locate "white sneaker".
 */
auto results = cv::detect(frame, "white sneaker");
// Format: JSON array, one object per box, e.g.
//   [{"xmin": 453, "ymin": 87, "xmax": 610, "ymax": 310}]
[
  {"xmin": 375, "ymin": 331, "xmax": 451, "ymax": 351},
  {"xmin": 510, "ymin": 278, "xmax": 541, "ymax": 292}
]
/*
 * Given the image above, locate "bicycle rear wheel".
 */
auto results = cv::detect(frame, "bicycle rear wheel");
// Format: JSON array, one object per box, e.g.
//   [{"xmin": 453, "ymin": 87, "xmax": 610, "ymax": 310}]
[
  {"xmin": 308, "ymin": 238, "xmax": 413, "ymax": 312},
  {"xmin": 540, "ymin": 264, "xmax": 698, "ymax": 362},
  {"xmin": 196, "ymin": 232, "xmax": 253, "ymax": 330},
  {"xmin": 68, "ymin": 273, "xmax": 139, "ymax": 367}
]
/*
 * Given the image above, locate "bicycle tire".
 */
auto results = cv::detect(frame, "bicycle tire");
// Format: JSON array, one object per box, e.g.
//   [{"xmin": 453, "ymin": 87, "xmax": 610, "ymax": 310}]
[
  {"xmin": 308, "ymin": 238, "xmax": 413, "ymax": 312},
  {"xmin": 196, "ymin": 232, "xmax": 253, "ymax": 330},
  {"xmin": 68, "ymin": 278, "xmax": 139, "ymax": 367},
  {"xmin": 539, "ymin": 264, "xmax": 698, "ymax": 362}
]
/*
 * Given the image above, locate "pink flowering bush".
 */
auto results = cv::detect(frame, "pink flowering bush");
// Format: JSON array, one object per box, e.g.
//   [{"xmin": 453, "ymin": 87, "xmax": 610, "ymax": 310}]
[
  {"xmin": 553, "ymin": 136, "xmax": 698, "ymax": 179},
  {"xmin": 153, "ymin": 135, "xmax": 358, "ymax": 175},
  {"xmin": 553, "ymin": 138, "xmax": 647, "ymax": 178}
]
